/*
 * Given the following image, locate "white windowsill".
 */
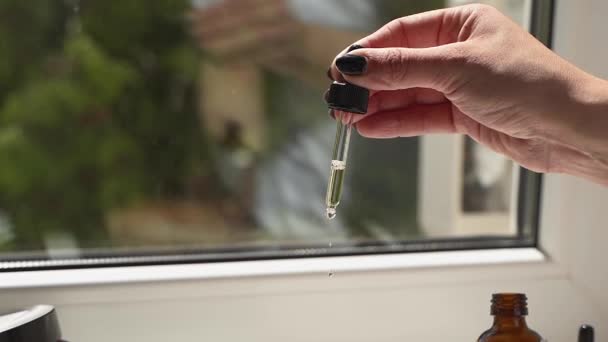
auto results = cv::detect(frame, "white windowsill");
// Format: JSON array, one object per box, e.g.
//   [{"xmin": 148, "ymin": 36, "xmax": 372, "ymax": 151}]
[{"xmin": 0, "ymin": 248, "xmax": 545, "ymax": 289}]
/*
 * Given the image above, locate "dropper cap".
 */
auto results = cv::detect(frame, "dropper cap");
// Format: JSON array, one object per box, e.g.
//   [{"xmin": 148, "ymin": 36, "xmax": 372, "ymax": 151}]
[
  {"xmin": 579, "ymin": 325, "xmax": 594, "ymax": 342},
  {"xmin": 326, "ymin": 82, "xmax": 369, "ymax": 114},
  {"xmin": 326, "ymin": 44, "xmax": 369, "ymax": 114}
]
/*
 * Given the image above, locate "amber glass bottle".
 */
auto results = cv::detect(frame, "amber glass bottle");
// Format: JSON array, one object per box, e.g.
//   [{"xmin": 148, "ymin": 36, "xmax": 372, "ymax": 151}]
[{"xmin": 478, "ymin": 293, "xmax": 545, "ymax": 341}]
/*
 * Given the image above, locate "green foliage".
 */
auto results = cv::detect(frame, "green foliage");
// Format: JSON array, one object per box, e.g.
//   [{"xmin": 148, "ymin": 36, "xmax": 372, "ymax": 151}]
[
  {"xmin": 0, "ymin": 1, "xmax": 210, "ymax": 249},
  {"xmin": 0, "ymin": 0, "xmax": 64, "ymax": 95}
]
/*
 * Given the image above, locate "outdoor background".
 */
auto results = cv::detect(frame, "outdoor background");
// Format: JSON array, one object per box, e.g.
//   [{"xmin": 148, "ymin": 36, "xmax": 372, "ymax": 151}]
[{"xmin": 0, "ymin": 0, "xmax": 524, "ymax": 257}]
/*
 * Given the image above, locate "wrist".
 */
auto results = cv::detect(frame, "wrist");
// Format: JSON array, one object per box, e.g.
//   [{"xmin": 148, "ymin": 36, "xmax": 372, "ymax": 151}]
[{"xmin": 558, "ymin": 75, "xmax": 608, "ymax": 164}]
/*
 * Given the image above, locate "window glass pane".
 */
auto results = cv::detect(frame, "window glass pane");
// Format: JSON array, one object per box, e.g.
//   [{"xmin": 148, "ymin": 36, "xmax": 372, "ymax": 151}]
[{"xmin": 0, "ymin": 0, "xmax": 535, "ymax": 266}]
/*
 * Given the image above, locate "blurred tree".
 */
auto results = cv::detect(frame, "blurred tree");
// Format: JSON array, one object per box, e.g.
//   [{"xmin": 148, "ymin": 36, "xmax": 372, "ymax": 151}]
[{"xmin": 0, "ymin": 0, "xmax": 212, "ymax": 250}]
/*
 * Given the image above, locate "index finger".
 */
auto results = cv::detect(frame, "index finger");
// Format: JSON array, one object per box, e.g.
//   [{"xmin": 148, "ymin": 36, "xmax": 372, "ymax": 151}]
[{"xmin": 329, "ymin": 6, "xmax": 470, "ymax": 80}]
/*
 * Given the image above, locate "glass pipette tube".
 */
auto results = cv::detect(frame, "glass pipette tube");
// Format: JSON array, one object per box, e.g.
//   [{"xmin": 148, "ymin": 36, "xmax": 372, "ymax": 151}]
[{"xmin": 325, "ymin": 111, "xmax": 353, "ymax": 219}]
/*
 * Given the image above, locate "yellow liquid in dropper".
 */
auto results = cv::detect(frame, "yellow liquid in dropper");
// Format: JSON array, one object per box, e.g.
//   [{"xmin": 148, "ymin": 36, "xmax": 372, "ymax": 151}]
[{"xmin": 325, "ymin": 112, "xmax": 353, "ymax": 219}]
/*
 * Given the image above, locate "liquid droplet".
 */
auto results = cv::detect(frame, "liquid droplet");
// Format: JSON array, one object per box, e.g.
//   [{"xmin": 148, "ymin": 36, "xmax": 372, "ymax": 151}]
[
  {"xmin": 328, "ymin": 271, "xmax": 333, "ymax": 277},
  {"xmin": 326, "ymin": 207, "xmax": 336, "ymax": 220},
  {"xmin": 328, "ymin": 242, "xmax": 333, "ymax": 248}
]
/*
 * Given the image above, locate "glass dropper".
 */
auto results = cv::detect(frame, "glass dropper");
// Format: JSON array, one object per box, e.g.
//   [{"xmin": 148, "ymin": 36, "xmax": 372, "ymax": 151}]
[
  {"xmin": 324, "ymin": 78, "xmax": 368, "ymax": 219},
  {"xmin": 325, "ymin": 111, "xmax": 354, "ymax": 219}
]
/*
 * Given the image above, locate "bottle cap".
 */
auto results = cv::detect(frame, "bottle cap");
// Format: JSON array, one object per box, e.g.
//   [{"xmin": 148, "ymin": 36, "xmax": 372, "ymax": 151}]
[
  {"xmin": 326, "ymin": 82, "xmax": 369, "ymax": 114},
  {"xmin": 579, "ymin": 324, "xmax": 594, "ymax": 342},
  {"xmin": 326, "ymin": 44, "xmax": 369, "ymax": 114}
]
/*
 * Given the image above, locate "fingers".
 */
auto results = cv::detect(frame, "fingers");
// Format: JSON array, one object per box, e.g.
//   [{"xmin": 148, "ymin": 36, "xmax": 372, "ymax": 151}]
[
  {"xmin": 366, "ymin": 88, "xmax": 446, "ymax": 115},
  {"xmin": 335, "ymin": 45, "xmax": 468, "ymax": 92},
  {"xmin": 327, "ymin": 5, "xmax": 474, "ymax": 80},
  {"xmin": 356, "ymin": 102, "xmax": 456, "ymax": 138},
  {"xmin": 356, "ymin": 7, "xmax": 465, "ymax": 49},
  {"xmin": 351, "ymin": 6, "xmax": 472, "ymax": 50},
  {"xmin": 328, "ymin": 44, "xmax": 365, "ymax": 82},
  {"xmin": 326, "ymin": 4, "xmax": 489, "ymax": 91},
  {"xmin": 326, "ymin": 88, "xmax": 445, "ymax": 123}
]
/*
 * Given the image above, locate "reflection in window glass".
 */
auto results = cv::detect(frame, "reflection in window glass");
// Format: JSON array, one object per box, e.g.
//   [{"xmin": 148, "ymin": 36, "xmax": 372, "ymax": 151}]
[
  {"xmin": 0, "ymin": 0, "xmax": 529, "ymax": 262},
  {"xmin": 462, "ymin": 138, "xmax": 512, "ymax": 213}
]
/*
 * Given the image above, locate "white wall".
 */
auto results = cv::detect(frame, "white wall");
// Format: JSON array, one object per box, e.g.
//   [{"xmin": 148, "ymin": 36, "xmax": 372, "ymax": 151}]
[
  {"xmin": 548, "ymin": 0, "xmax": 608, "ymax": 320},
  {"xmin": 2, "ymin": 1, "xmax": 608, "ymax": 341}
]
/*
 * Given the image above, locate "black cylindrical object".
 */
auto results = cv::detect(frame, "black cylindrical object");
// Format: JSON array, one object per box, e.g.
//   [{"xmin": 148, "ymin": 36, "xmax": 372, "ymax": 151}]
[
  {"xmin": 0, "ymin": 306, "xmax": 62, "ymax": 342},
  {"xmin": 326, "ymin": 44, "xmax": 370, "ymax": 114},
  {"xmin": 326, "ymin": 82, "xmax": 369, "ymax": 114},
  {"xmin": 579, "ymin": 324, "xmax": 594, "ymax": 342}
]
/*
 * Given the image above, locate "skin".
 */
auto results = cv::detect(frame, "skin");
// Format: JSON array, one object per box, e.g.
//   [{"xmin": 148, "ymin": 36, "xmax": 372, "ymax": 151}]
[{"xmin": 328, "ymin": 4, "xmax": 608, "ymax": 186}]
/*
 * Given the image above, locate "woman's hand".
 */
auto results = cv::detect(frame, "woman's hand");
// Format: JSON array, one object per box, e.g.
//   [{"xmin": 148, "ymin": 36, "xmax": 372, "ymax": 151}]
[{"xmin": 328, "ymin": 4, "xmax": 608, "ymax": 185}]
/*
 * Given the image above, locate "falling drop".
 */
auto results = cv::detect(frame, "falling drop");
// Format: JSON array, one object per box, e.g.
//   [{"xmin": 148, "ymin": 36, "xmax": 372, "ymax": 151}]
[
  {"xmin": 328, "ymin": 242, "xmax": 333, "ymax": 248},
  {"xmin": 328, "ymin": 271, "xmax": 333, "ymax": 277},
  {"xmin": 326, "ymin": 207, "xmax": 336, "ymax": 219}
]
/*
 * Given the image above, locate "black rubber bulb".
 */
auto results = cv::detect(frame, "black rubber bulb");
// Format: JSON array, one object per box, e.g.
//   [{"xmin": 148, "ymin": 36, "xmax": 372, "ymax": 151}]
[{"xmin": 579, "ymin": 325, "xmax": 594, "ymax": 342}]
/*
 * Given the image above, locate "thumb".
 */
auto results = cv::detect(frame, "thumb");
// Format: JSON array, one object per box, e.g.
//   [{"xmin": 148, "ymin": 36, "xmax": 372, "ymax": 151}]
[{"xmin": 333, "ymin": 45, "xmax": 467, "ymax": 92}]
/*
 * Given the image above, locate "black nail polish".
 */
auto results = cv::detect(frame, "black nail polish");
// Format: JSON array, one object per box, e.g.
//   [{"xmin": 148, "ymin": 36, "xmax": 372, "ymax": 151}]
[
  {"xmin": 326, "ymin": 67, "xmax": 334, "ymax": 81},
  {"xmin": 336, "ymin": 54, "xmax": 367, "ymax": 75},
  {"xmin": 347, "ymin": 44, "xmax": 364, "ymax": 53}
]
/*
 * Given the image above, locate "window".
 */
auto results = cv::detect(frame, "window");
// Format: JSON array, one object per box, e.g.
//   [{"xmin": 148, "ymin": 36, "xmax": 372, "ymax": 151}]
[{"xmin": 0, "ymin": 0, "xmax": 547, "ymax": 271}]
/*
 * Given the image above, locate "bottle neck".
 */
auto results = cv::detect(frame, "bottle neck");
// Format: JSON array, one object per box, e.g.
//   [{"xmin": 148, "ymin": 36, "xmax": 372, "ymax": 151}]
[
  {"xmin": 493, "ymin": 315, "xmax": 528, "ymax": 330},
  {"xmin": 490, "ymin": 293, "xmax": 529, "ymax": 331}
]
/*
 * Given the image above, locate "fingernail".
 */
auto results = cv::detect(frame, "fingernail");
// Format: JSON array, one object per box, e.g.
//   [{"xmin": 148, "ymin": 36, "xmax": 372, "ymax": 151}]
[
  {"xmin": 326, "ymin": 67, "xmax": 334, "ymax": 81},
  {"xmin": 336, "ymin": 54, "xmax": 367, "ymax": 75},
  {"xmin": 347, "ymin": 44, "xmax": 364, "ymax": 52},
  {"xmin": 328, "ymin": 109, "xmax": 335, "ymax": 119}
]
